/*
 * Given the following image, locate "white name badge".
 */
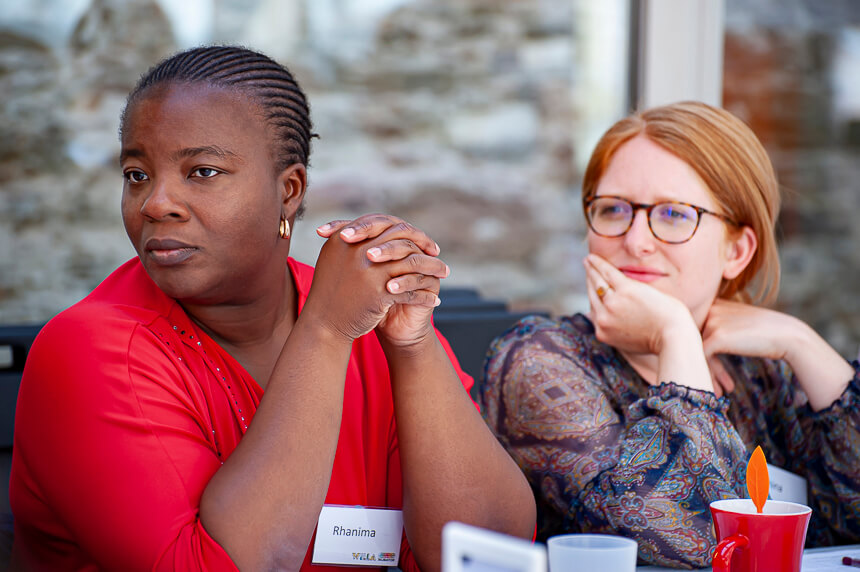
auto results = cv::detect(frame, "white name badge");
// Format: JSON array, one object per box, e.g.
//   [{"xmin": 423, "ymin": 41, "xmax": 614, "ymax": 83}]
[
  {"xmin": 767, "ymin": 463, "xmax": 808, "ymax": 505},
  {"xmin": 312, "ymin": 505, "xmax": 403, "ymax": 567}
]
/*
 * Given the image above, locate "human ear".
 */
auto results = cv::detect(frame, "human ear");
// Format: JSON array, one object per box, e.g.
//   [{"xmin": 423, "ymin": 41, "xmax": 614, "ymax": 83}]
[
  {"xmin": 278, "ymin": 163, "xmax": 307, "ymax": 218},
  {"xmin": 722, "ymin": 225, "xmax": 757, "ymax": 280}
]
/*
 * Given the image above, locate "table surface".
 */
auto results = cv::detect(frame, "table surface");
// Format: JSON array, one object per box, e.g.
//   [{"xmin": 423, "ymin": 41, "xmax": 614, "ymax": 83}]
[{"xmin": 637, "ymin": 543, "xmax": 860, "ymax": 571}]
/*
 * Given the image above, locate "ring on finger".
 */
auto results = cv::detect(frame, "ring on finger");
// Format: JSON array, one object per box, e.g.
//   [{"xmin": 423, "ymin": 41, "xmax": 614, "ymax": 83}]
[{"xmin": 596, "ymin": 285, "xmax": 610, "ymax": 299}]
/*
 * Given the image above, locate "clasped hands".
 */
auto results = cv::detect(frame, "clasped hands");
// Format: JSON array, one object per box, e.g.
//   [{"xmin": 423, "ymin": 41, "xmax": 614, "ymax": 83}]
[{"xmin": 304, "ymin": 213, "xmax": 449, "ymax": 349}]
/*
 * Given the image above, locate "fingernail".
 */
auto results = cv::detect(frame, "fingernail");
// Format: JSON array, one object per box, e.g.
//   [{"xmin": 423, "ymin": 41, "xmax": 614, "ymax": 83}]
[
  {"xmin": 317, "ymin": 223, "xmax": 330, "ymax": 231},
  {"xmin": 387, "ymin": 281, "xmax": 400, "ymax": 293},
  {"xmin": 434, "ymin": 295, "xmax": 442, "ymax": 307},
  {"xmin": 434, "ymin": 242, "xmax": 441, "ymax": 254},
  {"xmin": 444, "ymin": 264, "xmax": 450, "ymax": 277},
  {"xmin": 367, "ymin": 247, "xmax": 381, "ymax": 259},
  {"xmin": 341, "ymin": 227, "xmax": 355, "ymax": 238}
]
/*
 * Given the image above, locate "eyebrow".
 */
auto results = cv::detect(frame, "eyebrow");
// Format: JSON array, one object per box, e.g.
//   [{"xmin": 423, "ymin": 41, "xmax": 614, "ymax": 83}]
[
  {"xmin": 119, "ymin": 145, "xmax": 240, "ymax": 163},
  {"xmin": 171, "ymin": 145, "xmax": 240, "ymax": 162},
  {"xmin": 119, "ymin": 148, "xmax": 144, "ymax": 163}
]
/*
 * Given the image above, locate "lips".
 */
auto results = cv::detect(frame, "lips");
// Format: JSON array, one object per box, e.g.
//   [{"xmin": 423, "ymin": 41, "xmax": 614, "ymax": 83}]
[
  {"xmin": 144, "ymin": 237, "xmax": 198, "ymax": 266},
  {"xmin": 619, "ymin": 266, "xmax": 666, "ymax": 283}
]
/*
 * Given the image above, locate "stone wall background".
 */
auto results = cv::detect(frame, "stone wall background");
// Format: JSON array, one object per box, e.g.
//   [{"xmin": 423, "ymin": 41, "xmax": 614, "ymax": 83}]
[{"xmin": 2, "ymin": 0, "xmax": 860, "ymax": 359}]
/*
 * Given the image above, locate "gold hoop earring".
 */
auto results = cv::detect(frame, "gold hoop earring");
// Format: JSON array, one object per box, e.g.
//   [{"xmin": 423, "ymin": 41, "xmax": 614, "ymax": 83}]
[{"xmin": 279, "ymin": 216, "xmax": 291, "ymax": 239}]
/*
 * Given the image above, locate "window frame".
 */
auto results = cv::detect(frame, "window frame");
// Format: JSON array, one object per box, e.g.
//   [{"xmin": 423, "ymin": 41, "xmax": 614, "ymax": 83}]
[{"xmin": 631, "ymin": 0, "xmax": 726, "ymax": 109}]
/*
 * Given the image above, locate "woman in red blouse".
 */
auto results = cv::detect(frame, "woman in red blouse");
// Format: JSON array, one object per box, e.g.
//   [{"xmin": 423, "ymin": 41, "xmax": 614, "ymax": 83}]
[{"xmin": 10, "ymin": 45, "xmax": 535, "ymax": 571}]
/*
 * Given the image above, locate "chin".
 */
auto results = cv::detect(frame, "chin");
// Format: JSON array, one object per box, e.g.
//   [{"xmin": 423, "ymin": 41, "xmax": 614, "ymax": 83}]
[{"xmin": 141, "ymin": 262, "xmax": 210, "ymax": 302}]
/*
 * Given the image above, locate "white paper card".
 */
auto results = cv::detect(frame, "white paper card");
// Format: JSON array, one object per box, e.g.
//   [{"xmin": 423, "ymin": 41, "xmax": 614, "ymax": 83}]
[
  {"xmin": 312, "ymin": 505, "xmax": 403, "ymax": 567},
  {"xmin": 767, "ymin": 462, "xmax": 808, "ymax": 505}
]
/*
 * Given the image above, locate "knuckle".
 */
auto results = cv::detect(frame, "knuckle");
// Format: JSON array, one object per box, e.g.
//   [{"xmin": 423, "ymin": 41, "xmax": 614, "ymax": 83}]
[
  {"xmin": 408, "ymin": 254, "xmax": 423, "ymax": 269},
  {"xmin": 368, "ymin": 213, "xmax": 393, "ymax": 226}
]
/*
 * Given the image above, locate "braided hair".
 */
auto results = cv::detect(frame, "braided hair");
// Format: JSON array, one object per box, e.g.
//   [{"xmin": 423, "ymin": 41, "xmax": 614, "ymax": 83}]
[{"xmin": 121, "ymin": 45, "xmax": 315, "ymax": 214}]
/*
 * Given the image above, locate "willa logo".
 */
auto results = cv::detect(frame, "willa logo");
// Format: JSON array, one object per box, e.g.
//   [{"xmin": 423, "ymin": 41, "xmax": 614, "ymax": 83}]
[{"xmin": 352, "ymin": 553, "xmax": 378, "ymax": 561}]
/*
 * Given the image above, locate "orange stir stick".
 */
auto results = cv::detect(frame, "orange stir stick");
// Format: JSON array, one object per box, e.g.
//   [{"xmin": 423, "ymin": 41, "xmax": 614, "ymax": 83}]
[{"xmin": 746, "ymin": 445, "xmax": 769, "ymax": 514}]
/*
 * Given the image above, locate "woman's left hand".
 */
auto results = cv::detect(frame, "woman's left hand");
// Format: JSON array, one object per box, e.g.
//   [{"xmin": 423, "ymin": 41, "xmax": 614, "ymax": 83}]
[
  {"xmin": 701, "ymin": 299, "xmax": 796, "ymax": 362},
  {"xmin": 317, "ymin": 214, "xmax": 448, "ymax": 348},
  {"xmin": 701, "ymin": 300, "xmax": 799, "ymax": 397},
  {"xmin": 702, "ymin": 298, "xmax": 854, "ymax": 410}
]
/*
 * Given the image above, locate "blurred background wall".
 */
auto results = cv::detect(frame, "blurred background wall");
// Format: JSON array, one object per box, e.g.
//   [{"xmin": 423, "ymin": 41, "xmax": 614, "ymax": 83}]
[{"xmin": 1, "ymin": 0, "xmax": 860, "ymax": 359}]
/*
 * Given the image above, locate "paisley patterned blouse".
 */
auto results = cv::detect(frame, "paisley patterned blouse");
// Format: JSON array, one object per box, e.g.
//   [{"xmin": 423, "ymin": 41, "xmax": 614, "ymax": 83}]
[{"xmin": 480, "ymin": 313, "xmax": 860, "ymax": 569}]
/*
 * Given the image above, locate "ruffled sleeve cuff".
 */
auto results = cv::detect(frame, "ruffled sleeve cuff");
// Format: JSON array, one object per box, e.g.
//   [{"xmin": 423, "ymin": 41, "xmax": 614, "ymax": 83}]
[
  {"xmin": 813, "ymin": 360, "xmax": 860, "ymax": 424},
  {"xmin": 647, "ymin": 381, "xmax": 731, "ymax": 414},
  {"xmin": 626, "ymin": 382, "xmax": 731, "ymax": 425}
]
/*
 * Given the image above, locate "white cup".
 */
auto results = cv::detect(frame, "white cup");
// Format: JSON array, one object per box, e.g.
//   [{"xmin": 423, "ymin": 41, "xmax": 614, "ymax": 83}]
[{"xmin": 547, "ymin": 534, "xmax": 637, "ymax": 572}]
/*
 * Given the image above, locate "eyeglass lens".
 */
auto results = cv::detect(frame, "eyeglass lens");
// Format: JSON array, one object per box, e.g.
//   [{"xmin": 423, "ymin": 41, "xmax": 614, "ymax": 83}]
[{"xmin": 587, "ymin": 197, "xmax": 700, "ymax": 243}]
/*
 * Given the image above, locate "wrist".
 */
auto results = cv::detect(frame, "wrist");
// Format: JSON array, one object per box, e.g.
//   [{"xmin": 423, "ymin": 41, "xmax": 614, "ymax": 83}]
[
  {"xmin": 656, "ymin": 318, "xmax": 713, "ymax": 393},
  {"xmin": 378, "ymin": 327, "xmax": 437, "ymax": 359},
  {"xmin": 780, "ymin": 315, "xmax": 819, "ymax": 365},
  {"xmin": 656, "ymin": 313, "xmax": 702, "ymax": 355},
  {"xmin": 293, "ymin": 311, "xmax": 358, "ymax": 351}
]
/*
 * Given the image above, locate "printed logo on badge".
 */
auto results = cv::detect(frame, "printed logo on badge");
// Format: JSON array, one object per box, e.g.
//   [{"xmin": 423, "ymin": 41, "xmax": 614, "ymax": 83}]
[{"xmin": 312, "ymin": 505, "xmax": 403, "ymax": 567}]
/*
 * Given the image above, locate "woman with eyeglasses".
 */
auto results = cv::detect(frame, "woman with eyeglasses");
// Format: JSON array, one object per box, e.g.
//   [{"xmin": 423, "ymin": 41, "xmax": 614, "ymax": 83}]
[{"xmin": 480, "ymin": 101, "xmax": 860, "ymax": 568}]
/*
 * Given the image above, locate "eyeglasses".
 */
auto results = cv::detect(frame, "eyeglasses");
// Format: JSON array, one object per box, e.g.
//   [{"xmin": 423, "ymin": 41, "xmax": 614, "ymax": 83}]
[{"xmin": 584, "ymin": 195, "xmax": 739, "ymax": 244}]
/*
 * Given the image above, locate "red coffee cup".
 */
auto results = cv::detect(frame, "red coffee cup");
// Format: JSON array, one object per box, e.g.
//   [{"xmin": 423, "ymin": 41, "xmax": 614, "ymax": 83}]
[{"xmin": 710, "ymin": 498, "xmax": 811, "ymax": 572}]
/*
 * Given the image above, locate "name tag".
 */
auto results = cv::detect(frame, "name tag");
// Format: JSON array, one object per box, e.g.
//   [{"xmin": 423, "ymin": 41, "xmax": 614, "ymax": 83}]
[
  {"xmin": 312, "ymin": 505, "xmax": 403, "ymax": 567},
  {"xmin": 767, "ymin": 463, "xmax": 808, "ymax": 505}
]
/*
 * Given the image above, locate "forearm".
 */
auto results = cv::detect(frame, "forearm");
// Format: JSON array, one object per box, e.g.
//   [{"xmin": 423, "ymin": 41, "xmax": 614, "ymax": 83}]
[
  {"xmin": 782, "ymin": 319, "xmax": 854, "ymax": 411},
  {"xmin": 385, "ymin": 334, "xmax": 536, "ymax": 572},
  {"xmin": 200, "ymin": 318, "xmax": 353, "ymax": 570},
  {"xmin": 656, "ymin": 321, "xmax": 714, "ymax": 393}
]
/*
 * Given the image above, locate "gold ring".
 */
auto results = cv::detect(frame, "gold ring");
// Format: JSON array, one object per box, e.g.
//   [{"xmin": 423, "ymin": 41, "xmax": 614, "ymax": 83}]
[{"xmin": 596, "ymin": 286, "xmax": 608, "ymax": 299}]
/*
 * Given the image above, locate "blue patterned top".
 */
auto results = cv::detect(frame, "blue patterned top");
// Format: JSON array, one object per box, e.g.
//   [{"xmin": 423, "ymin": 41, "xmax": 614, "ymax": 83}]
[{"xmin": 479, "ymin": 313, "xmax": 860, "ymax": 569}]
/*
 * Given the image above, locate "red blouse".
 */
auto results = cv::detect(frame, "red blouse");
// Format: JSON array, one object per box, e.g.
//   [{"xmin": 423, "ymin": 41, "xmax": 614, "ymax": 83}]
[{"xmin": 10, "ymin": 257, "xmax": 472, "ymax": 571}]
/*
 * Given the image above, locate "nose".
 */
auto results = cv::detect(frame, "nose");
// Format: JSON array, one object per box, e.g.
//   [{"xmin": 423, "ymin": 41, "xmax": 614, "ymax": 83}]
[
  {"xmin": 139, "ymin": 179, "xmax": 189, "ymax": 222},
  {"xmin": 623, "ymin": 209, "xmax": 657, "ymax": 256}
]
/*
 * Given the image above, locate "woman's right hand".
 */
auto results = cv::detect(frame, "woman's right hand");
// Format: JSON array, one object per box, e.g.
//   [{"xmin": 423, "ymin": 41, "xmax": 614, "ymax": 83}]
[
  {"xmin": 585, "ymin": 254, "xmax": 714, "ymax": 392},
  {"xmin": 303, "ymin": 214, "xmax": 448, "ymax": 345},
  {"xmin": 584, "ymin": 254, "xmax": 697, "ymax": 355}
]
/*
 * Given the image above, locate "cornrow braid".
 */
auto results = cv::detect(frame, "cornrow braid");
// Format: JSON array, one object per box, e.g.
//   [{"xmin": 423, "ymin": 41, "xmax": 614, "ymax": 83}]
[{"xmin": 121, "ymin": 45, "xmax": 315, "ymax": 185}]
